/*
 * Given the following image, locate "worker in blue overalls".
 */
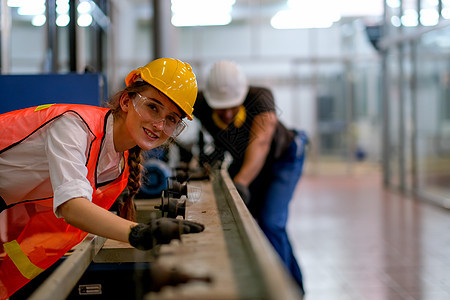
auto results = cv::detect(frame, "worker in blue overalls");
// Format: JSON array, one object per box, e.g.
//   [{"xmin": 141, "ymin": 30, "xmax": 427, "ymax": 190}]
[{"xmin": 194, "ymin": 60, "xmax": 308, "ymax": 294}]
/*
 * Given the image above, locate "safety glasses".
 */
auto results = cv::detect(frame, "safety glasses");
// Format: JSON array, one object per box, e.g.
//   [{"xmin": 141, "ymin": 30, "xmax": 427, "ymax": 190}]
[{"xmin": 132, "ymin": 93, "xmax": 187, "ymax": 137}]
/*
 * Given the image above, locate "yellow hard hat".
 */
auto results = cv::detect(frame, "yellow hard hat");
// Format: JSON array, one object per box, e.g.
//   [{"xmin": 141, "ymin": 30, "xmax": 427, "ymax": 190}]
[{"xmin": 125, "ymin": 58, "xmax": 198, "ymax": 120}]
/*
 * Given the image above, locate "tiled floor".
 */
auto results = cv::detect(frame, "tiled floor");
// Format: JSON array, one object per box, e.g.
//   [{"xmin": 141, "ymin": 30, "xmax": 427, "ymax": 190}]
[{"xmin": 288, "ymin": 171, "xmax": 450, "ymax": 300}]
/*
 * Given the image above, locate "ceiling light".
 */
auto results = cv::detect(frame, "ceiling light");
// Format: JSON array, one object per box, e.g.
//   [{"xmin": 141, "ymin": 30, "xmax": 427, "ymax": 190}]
[
  {"xmin": 31, "ymin": 14, "xmax": 46, "ymax": 26},
  {"xmin": 17, "ymin": 3, "xmax": 45, "ymax": 16},
  {"xmin": 271, "ymin": 0, "xmax": 340, "ymax": 29},
  {"xmin": 401, "ymin": 9, "xmax": 418, "ymax": 27},
  {"xmin": 77, "ymin": 1, "xmax": 92, "ymax": 14},
  {"xmin": 77, "ymin": 14, "xmax": 92, "ymax": 27},
  {"xmin": 171, "ymin": 0, "xmax": 235, "ymax": 27},
  {"xmin": 56, "ymin": 14, "xmax": 70, "ymax": 27},
  {"xmin": 420, "ymin": 8, "xmax": 439, "ymax": 26}
]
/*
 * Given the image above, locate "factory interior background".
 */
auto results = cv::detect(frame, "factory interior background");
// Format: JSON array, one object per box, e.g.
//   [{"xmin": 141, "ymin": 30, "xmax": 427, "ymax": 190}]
[{"xmin": 1, "ymin": 0, "xmax": 450, "ymax": 299}]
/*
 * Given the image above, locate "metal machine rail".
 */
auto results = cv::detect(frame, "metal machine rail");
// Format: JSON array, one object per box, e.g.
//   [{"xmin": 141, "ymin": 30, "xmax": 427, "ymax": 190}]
[
  {"xmin": 26, "ymin": 168, "xmax": 303, "ymax": 299},
  {"xmin": 215, "ymin": 168, "xmax": 303, "ymax": 300}
]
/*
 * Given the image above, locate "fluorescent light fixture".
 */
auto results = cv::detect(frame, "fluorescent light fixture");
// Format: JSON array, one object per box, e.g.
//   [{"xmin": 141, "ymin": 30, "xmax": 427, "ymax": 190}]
[
  {"xmin": 7, "ymin": 0, "xmax": 46, "ymax": 7},
  {"xmin": 77, "ymin": 1, "xmax": 92, "ymax": 14},
  {"xmin": 271, "ymin": 10, "xmax": 338, "ymax": 29},
  {"xmin": 420, "ymin": 8, "xmax": 439, "ymax": 26},
  {"xmin": 77, "ymin": 0, "xmax": 94, "ymax": 27},
  {"xmin": 17, "ymin": 2, "xmax": 46, "ymax": 16},
  {"xmin": 12, "ymin": 0, "xmax": 74, "ymax": 27},
  {"xmin": 56, "ymin": 14, "xmax": 70, "ymax": 27},
  {"xmin": 7, "ymin": 0, "xmax": 24, "ymax": 7},
  {"xmin": 401, "ymin": 9, "xmax": 418, "ymax": 27},
  {"xmin": 386, "ymin": 0, "xmax": 400, "ymax": 8},
  {"xmin": 271, "ymin": 0, "xmax": 340, "ymax": 29},
  {"xmin": 9, "ymin": 0, "xmax": 45, "ymax": 11},
  {"xmin": 171, "ymin": 0, "xmax": 235, "ymax": 27},
  {"xmin": 31, "ymin": 14, "xmax": 46, "ymax": 26},
  {"xmin": 56, "ymin": 2, "xmax": 70, "ymax": 15},
  {"xmin": 424, "ymin": 0, "xmax": 439, "ymax": 6},
  {"xmin": 391, "ymin": 15, "xmax": 401, "ymax": 27},
  {"xmin": 77, "ymin": 13, "xmax": 93, "ymax": 27}
]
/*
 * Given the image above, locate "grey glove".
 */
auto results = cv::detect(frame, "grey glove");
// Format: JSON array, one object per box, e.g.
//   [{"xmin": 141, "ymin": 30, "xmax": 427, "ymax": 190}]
[
  {"xmin": 129, "ymin": 217, "xmax": 205, "ymax": 250},
  {"xmin": 234, "ymin": 182, "xmax": 251, "ymax": 205}
]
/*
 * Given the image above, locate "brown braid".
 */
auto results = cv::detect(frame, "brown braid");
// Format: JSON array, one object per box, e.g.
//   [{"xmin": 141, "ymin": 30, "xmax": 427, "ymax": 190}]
[
  {"xmin": 107, "ymin": 82, "xmax": 148, "ymax": 221},
  {"xmin": 118, "ymin": 146, "xmax": 142, "ymax": 221}
]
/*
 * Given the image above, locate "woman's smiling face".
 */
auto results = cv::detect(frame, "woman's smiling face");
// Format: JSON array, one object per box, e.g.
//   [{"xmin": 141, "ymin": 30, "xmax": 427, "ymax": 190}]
[{"xmin": 121, "ymin": 85, "xmax": 182, "ymax": 151}]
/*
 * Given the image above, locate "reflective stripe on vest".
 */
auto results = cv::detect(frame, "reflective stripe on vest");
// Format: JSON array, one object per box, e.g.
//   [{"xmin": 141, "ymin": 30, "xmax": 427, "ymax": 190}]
[{"xmin": 3, "ymin": 240, "xmax": 44, "ymax": 280}]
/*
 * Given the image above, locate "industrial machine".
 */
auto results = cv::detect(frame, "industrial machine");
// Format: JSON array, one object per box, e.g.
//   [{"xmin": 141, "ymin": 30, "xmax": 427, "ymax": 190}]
[{"xmin": 21, "ymin": 166, "xmax": 303, "ymax": 300}]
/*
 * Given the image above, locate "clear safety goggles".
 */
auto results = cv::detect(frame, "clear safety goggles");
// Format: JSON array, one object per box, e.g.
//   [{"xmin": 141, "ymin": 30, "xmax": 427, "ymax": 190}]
[{"xmin": 132, "ymin": 93, "xmax": 187, "ymax": 137}]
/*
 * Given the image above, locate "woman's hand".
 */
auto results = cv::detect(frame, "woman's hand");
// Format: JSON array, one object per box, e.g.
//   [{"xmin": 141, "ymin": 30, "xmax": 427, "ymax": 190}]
[
  {"xmin": 128, "ymin": 218, "xmax": 205, "ymax": 250},
  {"xmin": 59, "ymin": 198, "xmax": 204, "ymax": 250}
]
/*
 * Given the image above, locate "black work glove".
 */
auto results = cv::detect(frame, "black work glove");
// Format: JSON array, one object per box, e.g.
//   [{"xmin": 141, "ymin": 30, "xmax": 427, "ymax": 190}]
[
  {"xmin": 128, "ymin": 217, "xmax": 205, "ymax": 250},
  {"xmin": 234, "ymin": 182, "xmax": 251, "ymax": 205}
]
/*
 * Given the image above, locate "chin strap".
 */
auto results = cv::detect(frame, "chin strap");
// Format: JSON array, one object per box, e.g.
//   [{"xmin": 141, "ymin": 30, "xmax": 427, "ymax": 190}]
[{"xmin": 212, "ymin": 105, "xmax": 246, "ymax": 130}]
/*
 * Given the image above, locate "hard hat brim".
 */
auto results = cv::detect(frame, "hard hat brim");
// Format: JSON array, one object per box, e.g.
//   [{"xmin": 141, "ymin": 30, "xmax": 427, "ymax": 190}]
[{"xmin": 204, "ymin": 89, "xmax": 247, "ymax": 110}]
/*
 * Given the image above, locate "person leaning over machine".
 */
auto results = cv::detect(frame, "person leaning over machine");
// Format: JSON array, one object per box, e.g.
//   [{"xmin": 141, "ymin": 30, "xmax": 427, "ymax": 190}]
[
  {"xmin": 194, "ymin": 60, "xmax": 308, "ymax": 294},
  {"xmin": 0, "ymin": 58, "xmax": 205, "ymax": 299}
]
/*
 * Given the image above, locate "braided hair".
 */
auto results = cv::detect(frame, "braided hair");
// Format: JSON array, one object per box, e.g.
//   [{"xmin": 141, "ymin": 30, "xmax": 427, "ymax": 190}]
[
  {"xmin": 107, "ymin": 81, "xmax": 149, "ymax": 221},
  {"xmin": 118, "ymin": 145, "xmax": 142, "ymax": 221},
  {"xmin": 107, "ymin": 81, "xmax": 183, "ymax": 221}
]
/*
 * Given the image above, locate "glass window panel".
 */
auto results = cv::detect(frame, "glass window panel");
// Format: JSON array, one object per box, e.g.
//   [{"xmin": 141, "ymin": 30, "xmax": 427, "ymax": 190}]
[{"xmin": 416, "ymin": 28, "xmax": 450, "ymax": 201}]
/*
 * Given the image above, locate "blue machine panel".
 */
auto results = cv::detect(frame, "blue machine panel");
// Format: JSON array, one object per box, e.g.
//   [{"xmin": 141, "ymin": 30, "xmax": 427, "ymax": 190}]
[{"xmin": 0, "ymin": 73, "xmax": 107, "ymax": 114}]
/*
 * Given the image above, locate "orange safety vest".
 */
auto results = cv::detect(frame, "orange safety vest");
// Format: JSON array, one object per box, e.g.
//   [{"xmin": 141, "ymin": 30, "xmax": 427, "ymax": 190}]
[{"xmin": 0, "ymin": 104, "xmax": 130, "ymax": 299}]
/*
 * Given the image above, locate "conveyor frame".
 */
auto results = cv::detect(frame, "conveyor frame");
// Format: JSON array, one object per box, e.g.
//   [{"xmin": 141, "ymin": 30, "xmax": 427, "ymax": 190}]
[{"xmin": 27, "ymin": 168, "xmax": 303, "ymax": 299}]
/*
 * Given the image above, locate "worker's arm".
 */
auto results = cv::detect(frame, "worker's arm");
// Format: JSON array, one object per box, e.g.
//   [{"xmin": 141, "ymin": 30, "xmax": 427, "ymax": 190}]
[
  {"xmin": 233, "ymin": 111, "xmax": 277, "ymax": 186},
  {"xmin": 58, "ymin": 197, "xmax": 205, "ymax": 250},
  {"xmin": 58, "ymin": 197, "xmax": 137, "ymax": 243}
]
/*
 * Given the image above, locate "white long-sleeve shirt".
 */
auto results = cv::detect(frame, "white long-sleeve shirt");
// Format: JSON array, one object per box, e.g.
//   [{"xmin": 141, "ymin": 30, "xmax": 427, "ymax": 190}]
[{"xmin": 0, "ymin": 112, "xmax": 122, "ymax": 218}]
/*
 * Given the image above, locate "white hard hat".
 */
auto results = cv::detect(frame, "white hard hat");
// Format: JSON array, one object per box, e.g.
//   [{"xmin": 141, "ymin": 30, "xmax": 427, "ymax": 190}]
[{"xmin": 204, "ymin": 60, "xmax": 249, "ymax": 109}]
